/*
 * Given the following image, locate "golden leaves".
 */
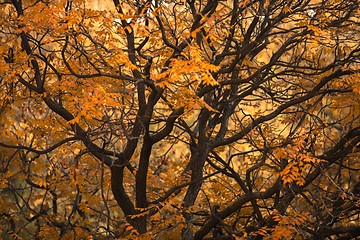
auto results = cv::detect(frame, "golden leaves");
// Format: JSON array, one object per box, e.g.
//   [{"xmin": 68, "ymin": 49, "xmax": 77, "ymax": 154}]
[
  {"xmin": 275, "ymin": 143, "xmax": 322, "ymax": 186},
  {"xmin": 151, "ymin": 44, "xmax": 220, "ymax": 113},
  {"xmin": 252, "ymin": 210, "xmax": 309, "ymax": 239},
  {"xmin": 45, "ymin": 76, "xmax": 123, "ymax": 125},
  {"xmin": 153, "ymin": 44, "xmax": 220, "ymax": 88}
]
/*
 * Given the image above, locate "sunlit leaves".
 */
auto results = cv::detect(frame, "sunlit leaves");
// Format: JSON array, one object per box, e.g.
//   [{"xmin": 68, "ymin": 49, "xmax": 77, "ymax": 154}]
[
  {"xmin": 153, "ymin": 45, "xmax": 220, "ymax": 88},
  {"xmin": 275, "ymin": 142, "xmax": 322, "ymax": 186}
]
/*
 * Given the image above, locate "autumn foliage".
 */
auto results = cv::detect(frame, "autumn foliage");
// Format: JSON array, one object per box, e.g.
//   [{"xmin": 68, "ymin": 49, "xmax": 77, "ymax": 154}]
[{"xmin": 1, "ymin": 0, "xmax": 360, "ymax": 239}]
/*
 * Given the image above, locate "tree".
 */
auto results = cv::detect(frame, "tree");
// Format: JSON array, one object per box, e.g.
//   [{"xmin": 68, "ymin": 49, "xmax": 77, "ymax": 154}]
[{"xmin": 0, "ymin": 0, "xmax": 359, "ymax": 239}]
